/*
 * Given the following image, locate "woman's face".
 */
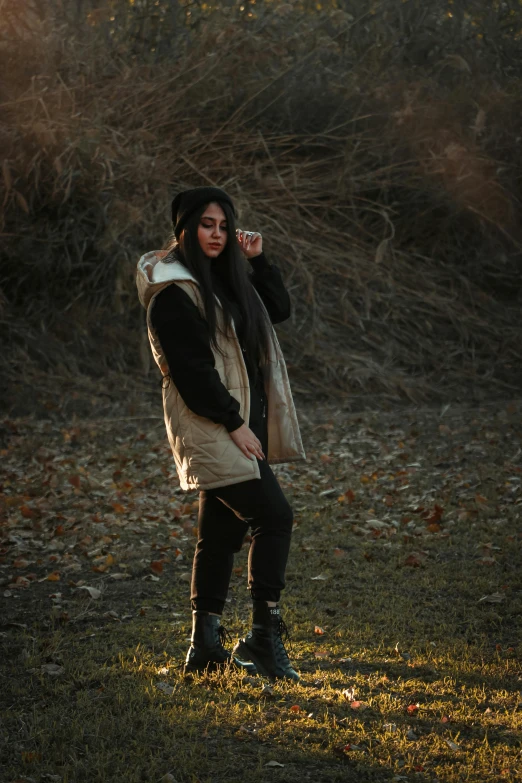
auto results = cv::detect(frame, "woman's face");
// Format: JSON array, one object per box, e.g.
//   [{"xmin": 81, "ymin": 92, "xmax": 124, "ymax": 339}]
[{"xmin": 197, "ymin": 202, "xmax": 228, "ymax": 258}]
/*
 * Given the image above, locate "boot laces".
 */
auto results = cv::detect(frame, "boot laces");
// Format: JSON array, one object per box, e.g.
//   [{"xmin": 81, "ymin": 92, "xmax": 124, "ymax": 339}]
[
  {"xmin": 217, "ymin": 624, "xmax": 232, "ymax": 650},
  {"xmin": 274, "ymin": 616, "xmax": 292, "ymax": 663}
]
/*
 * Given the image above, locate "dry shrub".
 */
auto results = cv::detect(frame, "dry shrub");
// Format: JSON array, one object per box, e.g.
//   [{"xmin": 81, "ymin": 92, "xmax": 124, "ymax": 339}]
[{"xmin": 1, "ymin": 0, "xmax": 522, "ymax": 410}]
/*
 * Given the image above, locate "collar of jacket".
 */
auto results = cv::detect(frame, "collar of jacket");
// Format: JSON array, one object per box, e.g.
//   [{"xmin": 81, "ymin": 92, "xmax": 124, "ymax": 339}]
[{"xmin": 137, "ymin": 250, "xmax": 204, "ymax": 311}]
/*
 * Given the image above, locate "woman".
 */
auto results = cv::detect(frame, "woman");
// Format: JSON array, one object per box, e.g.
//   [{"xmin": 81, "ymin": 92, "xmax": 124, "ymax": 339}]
[{"xmin": 136, "ymin": 186, "xmax": 305, "ymax": 680}]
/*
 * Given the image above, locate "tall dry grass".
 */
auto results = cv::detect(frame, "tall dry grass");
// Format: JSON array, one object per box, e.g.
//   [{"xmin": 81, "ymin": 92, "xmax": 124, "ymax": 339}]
[{"xmin": 2, "ymin": 0, "xmax": 522, "ymax": 408}]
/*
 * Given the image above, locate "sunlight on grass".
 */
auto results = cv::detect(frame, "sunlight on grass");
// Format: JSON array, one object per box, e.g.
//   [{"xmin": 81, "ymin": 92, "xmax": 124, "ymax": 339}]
[{"xmin": 2, "ymin": 403, "xmax": 521, "ymax": 781}]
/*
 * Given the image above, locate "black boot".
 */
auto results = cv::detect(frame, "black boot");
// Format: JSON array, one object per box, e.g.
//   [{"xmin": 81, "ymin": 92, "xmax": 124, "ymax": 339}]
[
  {"xmin": 184, "ymin": 611, "xmax": 257, "ymax": 675},
  {"xmin": 232, "ymin": 601, "xmax": 300, "ymax": 681}
]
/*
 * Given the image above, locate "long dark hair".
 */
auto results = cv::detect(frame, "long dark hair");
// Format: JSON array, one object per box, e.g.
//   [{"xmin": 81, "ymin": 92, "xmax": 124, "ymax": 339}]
[{"xmin": 165, "ymin": 201, "xmax": 273, "ymax": 370}]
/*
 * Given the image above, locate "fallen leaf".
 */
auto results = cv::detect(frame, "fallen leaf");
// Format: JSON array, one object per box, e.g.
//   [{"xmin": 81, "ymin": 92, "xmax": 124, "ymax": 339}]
[
  {"xmin": 314, "ymin": 626, "xmax": 326, "ymax": 635},
  {"xmin": 445, "ymin": 738, "xmax": 461, "ymax": 751},
  {"xmin": 151, "ymin": 560, "xmax": 164, "ymax": 574},
  {"xmin": 314, "ymin": 650, "xmax": 329, "ymax": 658},
  {"xmin": 477, "ymin": 556, "xmax": 496, "ymax": 566},
  {"xmin": 41, "ymin": 663, "xmax": 64, "ymax": 676},
  {"xmin": 478, "ymin": 592, "xmax": 504, "ymax": 603},
  {"xmin": 265, "ymin": 760, "xmax": 284, "ymax": 767},
  {"xmin": 406, "ymin": 703, "xmax": 419, "ymax": 715},
  {"xmin": 350, "ymin": 700, "xmax": 368, "ymax": 710},
  {"xmin": 311, "ymin": 574, "xmax": 329, "ymax": 581},
  {"xmin": 290, "ymin": 705, "xmax": 301, "ymax": 713},
  {"xmin": 40, "ymin": 571, "xmax": 61, "ymax": 582},
  {"xmin": 77, "ymin": 585, "xmax": 101, "ymax": 600},
  {"xmin": 338, "ymin": 489, "xmax": 356, "ymax": 503},
  {"xmin": 423, "ymin": 503, "xmax": 443, "ymax": 524},
  {"xmin": 13, "ymin": 558, "xmax": 32, "ymax": 568},
  {"xmin": 21, "ymin": 750, "xmax": 41, "ymax": 762},
  {"xmin": 8, "ymin": 575, "xmax": 32, "ymax": 589},
  {"xmin": 320, "ymin": 488, "xmax": 337, "ymax": 498},
  {"xmin": 103, "ymin": 610, "xmax": 120, "ymax": 621},
  {"xmin": 155, "ymin": 681, "xmax": 175, "ymax": 696},
  {"xmin": 403, "ymin": 552, "xmax": 427, "ymax": 567}
]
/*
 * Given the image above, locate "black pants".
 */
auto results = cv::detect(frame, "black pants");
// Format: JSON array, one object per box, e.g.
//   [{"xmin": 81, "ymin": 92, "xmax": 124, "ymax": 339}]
[{"xmin": 190, "ymin": 384, "xmax": 294, "ymax": 614}]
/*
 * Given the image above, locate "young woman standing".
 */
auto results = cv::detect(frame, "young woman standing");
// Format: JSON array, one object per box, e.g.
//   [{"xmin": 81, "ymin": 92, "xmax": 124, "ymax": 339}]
[{"xmin": 136, "ymin": 186, "xmax": 305, "ymax": 680}]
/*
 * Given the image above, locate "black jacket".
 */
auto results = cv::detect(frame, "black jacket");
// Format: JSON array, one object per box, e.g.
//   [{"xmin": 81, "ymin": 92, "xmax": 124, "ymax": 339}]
[{"xmin": 150, "ymin": 253, "xmax": 290, "ymax": 433}]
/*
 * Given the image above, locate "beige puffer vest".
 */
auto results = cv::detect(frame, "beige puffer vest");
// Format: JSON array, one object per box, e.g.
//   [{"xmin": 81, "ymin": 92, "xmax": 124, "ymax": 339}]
[{"xmin": 136, "ymin": 250, "xmax": 306, "ymax": 491}]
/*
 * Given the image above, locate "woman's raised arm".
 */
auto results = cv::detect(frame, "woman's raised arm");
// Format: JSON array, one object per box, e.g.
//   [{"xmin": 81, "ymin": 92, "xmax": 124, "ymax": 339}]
[{"xmin": 248, "ymin": 253, "xmax": 291, "ymax": 324}]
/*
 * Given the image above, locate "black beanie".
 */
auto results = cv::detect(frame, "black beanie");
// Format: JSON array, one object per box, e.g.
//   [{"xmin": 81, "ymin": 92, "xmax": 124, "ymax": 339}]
[{"xmin": 171, "ymin": 186, "xmax": 236, "ymax": 238}]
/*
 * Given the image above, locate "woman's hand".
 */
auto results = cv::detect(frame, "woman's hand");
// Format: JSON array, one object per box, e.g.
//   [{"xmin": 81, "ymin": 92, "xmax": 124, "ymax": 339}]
[
  {"xmin": 236, "ymin": 228, "xmax": 263, "ymax": 259},
  {"xmin": 229, "ymin": 423, "xmax": 265, "ymax": 461}
]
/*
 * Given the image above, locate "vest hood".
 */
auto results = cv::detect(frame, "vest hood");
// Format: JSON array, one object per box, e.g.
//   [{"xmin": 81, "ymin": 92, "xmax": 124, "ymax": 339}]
[{"xmin": 136, "ymin": 250, "xmax": 197, "ymax": 310}]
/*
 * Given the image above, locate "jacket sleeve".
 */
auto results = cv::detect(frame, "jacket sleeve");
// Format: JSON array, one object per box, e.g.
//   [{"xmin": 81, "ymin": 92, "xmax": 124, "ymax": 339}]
[
  {"xmin": 150, "ymin": 284, "xmax": 244, "ymax": 433},
  {"xmin": 248, "ymin": 253, "xmax": 291, "ymax": 324}
]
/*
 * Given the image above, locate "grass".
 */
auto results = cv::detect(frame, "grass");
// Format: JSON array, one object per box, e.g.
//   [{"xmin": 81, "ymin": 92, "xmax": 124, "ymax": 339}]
[
  {"xmin": 1, "ymin": 395, "xmax": 521, "ymax": 782},
  {"xmin": 3, "ymin": 2, "xmax": 522, "ymax": 403}
]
